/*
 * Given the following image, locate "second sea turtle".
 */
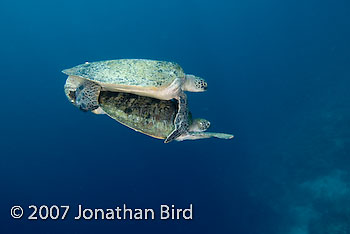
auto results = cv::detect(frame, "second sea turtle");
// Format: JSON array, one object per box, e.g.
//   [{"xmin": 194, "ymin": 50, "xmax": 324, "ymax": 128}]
[{"xmin": 97, "ymin": 91, "xmax": 233, "ymax": 142}]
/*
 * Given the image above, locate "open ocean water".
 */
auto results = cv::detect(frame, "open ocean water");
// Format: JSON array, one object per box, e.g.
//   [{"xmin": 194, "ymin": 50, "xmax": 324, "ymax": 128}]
[{"xmin": 1, "ymin": 0, "xmax": 349, "ymax": 233}]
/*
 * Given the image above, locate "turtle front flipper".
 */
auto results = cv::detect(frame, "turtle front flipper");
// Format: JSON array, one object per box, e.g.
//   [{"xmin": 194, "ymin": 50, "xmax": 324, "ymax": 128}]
[
  {"xmin": 75, "ymin": 80, "xmax": 101, "ymax": 112},
  {"xmin": 177, "ymin": 132, "xmax": 234, "ymax": 141},
  {"xmin": 164, "ymin": 92, "xmax": 189, "ymax": 143}
]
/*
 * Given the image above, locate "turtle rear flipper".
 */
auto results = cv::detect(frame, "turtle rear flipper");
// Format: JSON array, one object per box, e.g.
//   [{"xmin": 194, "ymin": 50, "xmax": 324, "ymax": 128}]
[{"xmin": 75, "ymin": 80, "xmax": 101, "ymax": 111}]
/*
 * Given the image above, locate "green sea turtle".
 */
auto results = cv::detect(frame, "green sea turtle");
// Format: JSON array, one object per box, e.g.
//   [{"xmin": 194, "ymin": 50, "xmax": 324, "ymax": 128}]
[
  {"xmin": 97, "ymin": 91, "xmax": 234, "ymax": 142},
  {"xmin": 62, "ymin": 59, "xmax": 207, "ymax": 143}
]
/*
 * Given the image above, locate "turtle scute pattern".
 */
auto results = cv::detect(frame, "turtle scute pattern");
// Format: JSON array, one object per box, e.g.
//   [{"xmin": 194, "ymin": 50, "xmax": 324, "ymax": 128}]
[
  {"xmin": 99, "ymin": 91, "xmax": 178, "ymax": 138},
  {"xmin": 65, "ymin": 59, "xmax": 185, "ymax": 88}
]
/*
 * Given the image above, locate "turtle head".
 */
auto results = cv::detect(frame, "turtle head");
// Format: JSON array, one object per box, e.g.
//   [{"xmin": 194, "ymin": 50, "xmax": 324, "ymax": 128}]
[
  {"xmin": 183, "ymin": 74, "xmax": 208, "ymax": 92},
  {"xmin": 188, "ymin": 118, "xmax": 211, "ymax": 132}
]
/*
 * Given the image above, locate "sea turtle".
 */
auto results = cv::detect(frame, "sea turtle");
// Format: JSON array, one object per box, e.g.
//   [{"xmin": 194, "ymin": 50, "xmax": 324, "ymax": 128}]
[
  {"xmin": 97, "ymin": 91, "xmax": 234, "ymax": 142},
  {"xmin": 62, "ymin": 59, "xmax": 208, "ymax": 143}
]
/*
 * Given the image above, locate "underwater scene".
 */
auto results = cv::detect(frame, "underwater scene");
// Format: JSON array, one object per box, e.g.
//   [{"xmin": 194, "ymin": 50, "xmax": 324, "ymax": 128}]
[{"xmin": 1, "ymin": 0, "xmax": 349, "ymax": 233}]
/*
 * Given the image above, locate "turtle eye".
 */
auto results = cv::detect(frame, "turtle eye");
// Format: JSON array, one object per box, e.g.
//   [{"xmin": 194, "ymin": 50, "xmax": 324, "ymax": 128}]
[
  {"xmin": 202, "ymin": 120, "xmax": 210, "ymax": 130},
  {"xmin": 202, "ymin": 81, "xmax": 208, "ymax": 90}
]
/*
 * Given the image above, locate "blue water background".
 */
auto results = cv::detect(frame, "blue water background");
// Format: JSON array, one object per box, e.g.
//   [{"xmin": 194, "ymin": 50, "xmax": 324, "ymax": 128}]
[{"xmin": 1, "ymin": 0, "xmax": 349, "ymax": 233}]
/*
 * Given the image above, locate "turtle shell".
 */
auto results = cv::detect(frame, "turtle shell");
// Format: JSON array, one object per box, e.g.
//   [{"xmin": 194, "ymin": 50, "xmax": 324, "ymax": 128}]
[
  {"xmin": 99, "ymin": 91, "xmax": 178, "ymax": 139},
  {"xmin": 62, "ymin": 59, "xmax": 185, "ymax": 89}
]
